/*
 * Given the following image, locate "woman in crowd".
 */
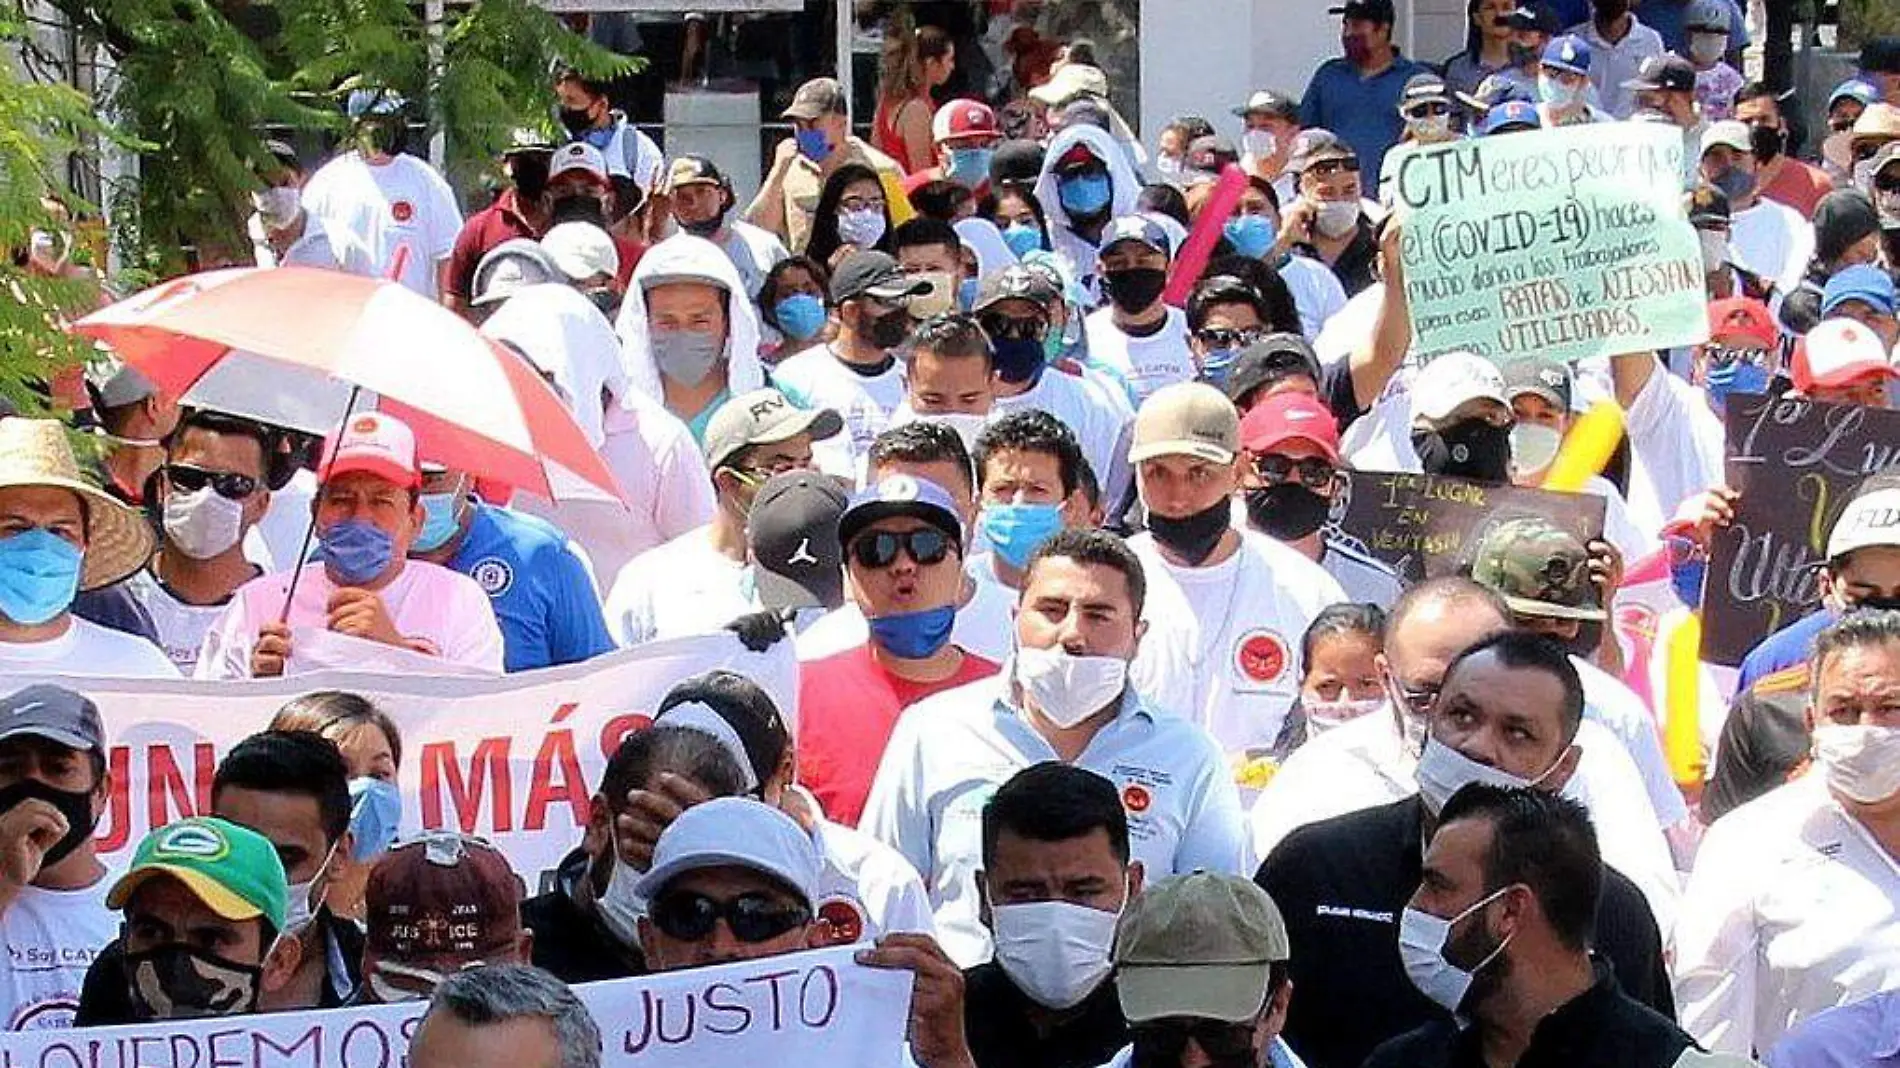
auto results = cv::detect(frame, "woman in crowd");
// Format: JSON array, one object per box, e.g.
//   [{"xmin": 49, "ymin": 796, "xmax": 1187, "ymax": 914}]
[
  {"xmin": 270, "ymin": 690, "xmax": 405, "ymax": 919},
  {"xmin": 872, "ymin": 22, "xmax": 956, "ymax": 175},
  {"xmin": 757, "ymin": 255, "xmax": 833, "ymax": 365},
  {"xmin": 805, "ymin": 163, "xmax": 898, "ymax": 268}
]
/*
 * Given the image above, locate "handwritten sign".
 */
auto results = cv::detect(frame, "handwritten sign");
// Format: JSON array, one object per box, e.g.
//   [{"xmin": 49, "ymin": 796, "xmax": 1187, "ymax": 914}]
[
  {"xmin": 0, "ymin": 947, "xmax": 912, "ymax": 1068},
  {"xmin": 1329, "ymin": 470, "xmax": 1607, "ymax": 584},
  {"xmin": 1385, "ymin": 123, "xmax": 1707, "ymax": 365},
  {"xmin": 1702, "ymin": 393, "xmax": 1900, "ymax": 665}
]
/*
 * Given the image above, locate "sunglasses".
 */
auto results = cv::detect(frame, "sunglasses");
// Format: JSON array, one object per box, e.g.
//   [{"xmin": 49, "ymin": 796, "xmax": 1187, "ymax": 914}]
[
  {"xmin": 1403, "ymin": 102, "xmax": 1451, "ymax": 119},
  {"xmin": 1130, "ymin": 1019, "xmax": 1257, "ymax": 1063},
  {"xmin": 163, "ymin": 464, "xmax": 258, "ymax": 500},
  {"xmin": 1390, "ymin": 674, "xmax": 1439, "ymax": 717},
  {"xmin": 649, "ymin": 890, "xmax": 811, "ymax": 943},
  {"xmin": 1705, "ymin": 344, "xmax": 1769, "ymax": 368},
  {"xmin": 1255, "ymin": 454, "xmax": 1336, "ymax": 487},
  {"xmin": 850, "ymin": 527, "xmax": 952, "ymax": 569},
  {"xmin": 1195, "ymin": 326, "xmax": 1266, "ymax": 350},
  {"xmin": 978, "ymin": 313, "xmax": 1048, "ymax": 342},
  {"xmin": 1876, "ymin": 173, "xmax": 1900, "ymax": 195},
  {"xmin": 1305, "ymin": 158, "xmax": 1359, "ymax": 177}
]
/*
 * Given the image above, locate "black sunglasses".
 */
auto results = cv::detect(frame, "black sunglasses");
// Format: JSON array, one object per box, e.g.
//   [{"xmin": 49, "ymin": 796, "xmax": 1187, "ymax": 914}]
[
  {"xmin": 1390, "ymin": 673, "xmax": 1439, "ymax": 717},
  {"xmin": 1305, "ymin": 158, "xmax": 1359, "ymax": 177},
  {"xmin": 850, "ymin": 527, "xmax": 952, "ymax": 569},
  {"xmin": 649, "ymin": 891, "xmax": 810, "ymax": 943},
  {"xmin": 1130, "ymin": 1019, "xmax": 1257, "ymax": 1063},
  {"xmin": 1403, "ymin": 102, "xmax": 1451, "ymax": 119},
  {"xmin": 1876, "ymin": 173, "xmax": 1900, "ymax": 194},
  {"xmin": 1195, "ymin": 326, "xmax": 1266, "ymax": 350},
  {"xmin": 1255, "ymin": 454, "xmax": 1336, "ymax": 487},
  {"xmin": 978, "ymin": 313, "xmax": 1048, "ymax": 342},
  {"xmin": 163, "ymin": 464, "xmax": 258, "ymax": 500}
]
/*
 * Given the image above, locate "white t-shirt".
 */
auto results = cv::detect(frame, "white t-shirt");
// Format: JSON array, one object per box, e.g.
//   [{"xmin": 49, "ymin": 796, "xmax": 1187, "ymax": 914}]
[
  {"xmin": 1279, "ymin": 253, "xmax": 1350, "ymax": 342},
  {"xmin": 1621, "ymin": 360, "xmax": 1726, "ymax": 529},
  {"xmin": 1728, "ymin": 197, "xmax": 1815, "ymax": 297},
  {"xmin": 794, "ymin": 574, "xmax": 1018, "ymax": 665},
  {"xmin": 249, "ymin": 213, "xmax": 378, "ymax": 276},
  {"xmin": 718, "ymin": 221, "xmax": 790, "ymax": 299},
  {"xmin": 602, "ymin": 526, "xmax": 751, "ymax": 646},
  {"xmin": 0, "ymin": 878, "xmax": 115, "ymax": 1031},
  {"xmin": 1083, "ymin": 306, "xmax": 1197, "ymax": 406},
  {"xmin": 120, "ymin": 567, "xmax": 241, "ymax": 676},
  {"xmin": 771, "ymin": 347, "xmax": 905, "ymax": 480},
  {"xmin": 1130, "ymin": 529, "xmax": 1347, "ymax": 757},
  {"xmin": 991, "ymin": 368, "xmax": 1135, "ymax": 515},
  {"xmin": 299, "ymin": 151, "xmax": 463, "ymax": 299},
  {"xmin": 0, "ymin": 617, "xmax": 179, "ymax": 678},
  {"xmin": 195, "ymin": 561, "xmax": 504, "ymax": 679},
  {"xmin": 811, "ymin": 813, "xmax": 935, "ymax": 940}
]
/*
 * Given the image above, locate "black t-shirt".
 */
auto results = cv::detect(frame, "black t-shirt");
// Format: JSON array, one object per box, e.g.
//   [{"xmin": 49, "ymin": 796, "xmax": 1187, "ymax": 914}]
[
  {"xmin": 1317, "ymin": 357, "xmax": 1366, "ymax": 433},
  {"xmin": 1256, "ymin": 796, "xmax": 1672, "ymax": 1068},
  {"xmin": 1297, "ymin": 219, "xmax": 1380, "ymax": 300},
  {"xmin": 519, "ymin": 847, "xmax": 646, "ymax": 985},
  {"xmin": 1703, "ymin": 674, "xmax": 1811, "ymax": 824},
  {"xmin": 962, "ymin": 962, "xmax": 1127, "ymax": 1068}
]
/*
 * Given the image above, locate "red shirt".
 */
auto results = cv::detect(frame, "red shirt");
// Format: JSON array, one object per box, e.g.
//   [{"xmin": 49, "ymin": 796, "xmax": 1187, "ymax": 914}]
[
  {"xmin": 446, "ymin": 189, "xmax": 540, "ymax": 301},
  {"xmin": 1757, "ymin": 158, "xmax": 1834, "ymax": 218},
  {"xmin": 796, "ymin": 642, "xmax": 999, "ymax": 827}
]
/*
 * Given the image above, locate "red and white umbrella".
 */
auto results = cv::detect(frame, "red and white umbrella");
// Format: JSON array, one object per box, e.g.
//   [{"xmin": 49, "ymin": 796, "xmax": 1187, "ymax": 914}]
[{"xmin": 73, "ymin": 267, "xmax": 623, "ymax": 503}]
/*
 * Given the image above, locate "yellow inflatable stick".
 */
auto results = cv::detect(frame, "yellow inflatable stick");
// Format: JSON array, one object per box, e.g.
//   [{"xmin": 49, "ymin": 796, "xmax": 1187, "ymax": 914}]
[
  {"xmin": 1664, "ymin": 612, "xmax": 1705, "ymax": 788},
  {"xmin": 1541, "ymin": 399, "xmax": 1626, "ymax": 494}
]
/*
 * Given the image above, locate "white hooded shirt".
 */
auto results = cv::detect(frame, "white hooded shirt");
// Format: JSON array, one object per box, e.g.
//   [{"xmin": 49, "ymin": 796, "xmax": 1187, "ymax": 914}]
[
  {"xmin": 1031, "ymin": 125, "xmax": 1143, "ymax": 297},
  {"xmin": 613, "ymin": 234, "xmax": 768, "ymax": 436}
]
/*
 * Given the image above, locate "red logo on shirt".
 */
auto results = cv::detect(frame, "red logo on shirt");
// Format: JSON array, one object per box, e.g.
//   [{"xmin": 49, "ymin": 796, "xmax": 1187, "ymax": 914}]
[
  {"xmin": 1121, "ymin": 783, "xmax": 1152, "ymax": 814},
  {"xmin": 392, "ymin": 200, "xmax": 415, "ymax": 223},
  {"xmin": 1236, "ymin": 630, "xmax": 1289, "ymax": 683},
  {"xmin": 817, "ymin": 897, "xmax": 866, "ymax": 943}
]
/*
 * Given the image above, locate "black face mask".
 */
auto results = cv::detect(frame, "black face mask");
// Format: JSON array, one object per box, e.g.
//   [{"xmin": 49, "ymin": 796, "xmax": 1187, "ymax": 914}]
[
  {"xmin": 558, "ymin": 106, "xmax": 597, "ymax": 137},
  {"xmin": 0, "ymin": 778, "xmax": 97, "ymax": 869},
  {"xmin": 1748, "ymin": 124, "xmax": 1784, "ymax": 163},
  {"xmin": 510, "ymin": 153, "xmax": 552, "ymax": 201},
  {"xmin": 1148, "ymin": 499, "xmax": 1231, "ymax": 565},
  {"xmin": 586, "ymin": 288, "xmax": 622, "ymax": 319},
  {"xmin": 679, "ymin": 212, "xmax": 725, "ymax": 238},
  {"xmin": 993, "ymin": 336, "xmax": 1046, "ymax": 384},
  {"xmin": 123, "ymin": 944, "xmax": 264, "ymax": 1020},
  {"xmin": 1854, "ymin": 594, "xmax": 1900, "ymax": 612},
  {"xmin": 550, "ymin": 194, "xmax": 608, "ymax": 228},
  {"xmin": 1507, "ymin": 41, "xmax": 1538, "ymax": 68},
  {"xmin": 1103, "ymin": 267, "xmax": 1168, "ymax": 315},
  {"xmin": 863, "ymin": 306, "xmax": 913, "ymax": 350},
  {"xmin": 1245, "ymin": 483, "xmax": 1330, "ymax": 541},
  {"xmin": 1413, "ymin": 421, "xmax": 1511, "ymax": 482}
]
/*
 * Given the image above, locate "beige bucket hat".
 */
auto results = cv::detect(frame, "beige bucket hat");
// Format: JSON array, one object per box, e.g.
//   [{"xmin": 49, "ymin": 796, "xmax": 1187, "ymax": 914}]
[{"xmin": 0, "ymin": 418, "xmax": 156, "ymax": 589}]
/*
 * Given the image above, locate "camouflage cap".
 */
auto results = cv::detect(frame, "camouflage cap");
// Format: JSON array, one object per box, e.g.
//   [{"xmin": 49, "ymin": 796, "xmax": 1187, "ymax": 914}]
[{"xmin": 1468, "ymin": 516, "xmax": 1605, "ymax": 622}]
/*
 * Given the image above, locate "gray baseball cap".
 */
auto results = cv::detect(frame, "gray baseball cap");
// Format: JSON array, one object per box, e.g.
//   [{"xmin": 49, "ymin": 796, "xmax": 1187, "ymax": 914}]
[
  {"xmin": 0, "ymin": 685, "xmax": 105, "ymax": 753},
  {"xmin": 702, "ymin": 388, "xmax": 843, "ymax": 472},
  {"xmin": 1115, "ymin": 871, "xmax": 1290, "ymax": 1023}
]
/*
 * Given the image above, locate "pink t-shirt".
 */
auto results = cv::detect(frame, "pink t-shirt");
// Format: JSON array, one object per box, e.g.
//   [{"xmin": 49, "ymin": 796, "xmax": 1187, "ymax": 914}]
[{"xmin": 194, "ymin": 561, "xmax": 506, "ymax": 679}]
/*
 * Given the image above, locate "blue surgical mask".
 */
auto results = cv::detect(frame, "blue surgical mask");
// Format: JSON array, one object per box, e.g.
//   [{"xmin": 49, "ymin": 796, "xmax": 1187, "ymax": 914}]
[
  {"xmin": 1671, "ymin": 557, "xmax": 1707, "ymax": 610},
  {"xmin": 795, "ymin": 128, "xmax": 833, "ymax": 164},
  {"xmin": 0, "ymin": 529, "xmax": 82, "ymax": 626},
  {"xmin": 1002, "ymin": 222, "xmax": 1044, "ymax": 258},
  {"xmin": 981, "ymin": 502, "xmax": 1065, "ymax": 569},
  {"xmin": 1199, "ymin": 348, "xmax": 1241, "ymax": 389},
  {"xmin": 1705, "ymin": 359, "xmax": 1770, "ymax": 414},
  {"xmin": 867, "ymin": 605, "xmax": 956, "ymax": 659},
  {"xmin": 773, "ymin": 293, "xmax": 828, "ymax": 341},
  {"xmin": 947, "ymin": 147, "xmax": 994, "ymax": 187},
  {"xmin": 318, "ymin": 519, "xmax": 396, "ymax": 586},
  {"xmin": 581, "ymin": 126, "xmax": 614, "ymax": 150},
  {"xmin": 412, "ymin": 493, "xmax": 462, "ymax": 553},
  {"xmin": 957, "ymin": 277, "xmax": 981, "ymax": 312},
  {"xmin": 1538, "ymin": 76, "xmax": 1583, "ymax": 109},
  {"xmin": 1057, "ymin": 173, "xmax": 1112, "ymax": 216},
  {"xmin": 348, "ymin": 776, "xmax": 402, "ymax": 863},
  {"xmin": 1223, "ymin": 214, "xmax": 1277, "ymax": 260}
]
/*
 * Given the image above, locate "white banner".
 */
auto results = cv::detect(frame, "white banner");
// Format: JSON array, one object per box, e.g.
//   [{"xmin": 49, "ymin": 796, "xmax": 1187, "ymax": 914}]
[
  {"xmin": 6, "ymin": 634, "xmax": 798, "ymax": 887},
  {"xmin": 0, "ymin": 947, "xmax": 912, "ymax": 1068}
]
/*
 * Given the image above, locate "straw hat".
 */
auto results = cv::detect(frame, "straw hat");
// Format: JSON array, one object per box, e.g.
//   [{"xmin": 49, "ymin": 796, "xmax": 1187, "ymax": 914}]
[{"xmin": 0, "ymin": 418, "xmax": 155, "ymax": 590}]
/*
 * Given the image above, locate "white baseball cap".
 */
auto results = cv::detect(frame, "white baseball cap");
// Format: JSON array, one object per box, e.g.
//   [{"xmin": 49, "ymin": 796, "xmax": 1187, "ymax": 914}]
[
  {"xmin": 1699, "ymin": 119, "xmax": 1751, "ymax": 157},
  {"xmin": 1411, "ymin": 351, "xmax": 1509, "ymax": 424},
  {"xmin": 1827, "ymin": 483, "xmax": 1900, "ymax": 561},
  {"xmin": 549, "ymin": 141, "xmax": 610, "ymax": 186},
  {"xmin": 541, "ymin": 222, "xmax": 619, "ymax": 283},
  {"xmin": 634, "ymin": 797, "xmax": 821, "ymax": 907},
  {"xmin": 1792, "ymin": 318, "xmax": 1898, "ymax": 393}
]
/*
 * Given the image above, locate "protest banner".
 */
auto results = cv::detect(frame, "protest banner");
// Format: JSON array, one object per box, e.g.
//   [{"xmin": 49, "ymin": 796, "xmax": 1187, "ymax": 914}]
[
  {"xmin": 6, "ymin": 633, "xmax": 798, "ymax": 889},
  {"xmin": 1702, "ymin": 392, "xmax": 1900, "ymax": 665},
  {"xmin": 1385, "ymin": 123, "xmax": 1706, "ymax": 365},
  {"xmin": 0, "ymin": 946, "xmax": 912, "ymax": 1068},
  {"xmin": 1329, "ymin": 470, "xmax": 1607, "ymax": 584}
]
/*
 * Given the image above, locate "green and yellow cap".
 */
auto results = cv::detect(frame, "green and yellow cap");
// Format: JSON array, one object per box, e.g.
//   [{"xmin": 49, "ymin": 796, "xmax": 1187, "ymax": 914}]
[{"xmin": 107, "ymin": 817, "xmax": 288, "ymax": 932}]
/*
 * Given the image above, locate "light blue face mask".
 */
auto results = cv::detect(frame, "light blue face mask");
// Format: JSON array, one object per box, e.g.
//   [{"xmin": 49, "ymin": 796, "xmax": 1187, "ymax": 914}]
[
  {"xmin": 958, "ymin": 277, "xmax": 981, "ymax": 312},
  {"xmin": 947, "ymin": 147, "xmax": 995, "ymax": 187},
  {"xmin": 1002, "ymin": 222, "xmax": 1044, "ymax": 258},
  {"xmin": 981, "ymin": 502, "xmax": 1065, "ymax": 569},
  {"xmin": 1057, "ymin": 173, "xmax": 1112, "ymax": 216},
  {"xmin": 0, "ymin": 529, "xmax": 82, "ymax": 626},
  {"xmin": 773, "ymin": 293, "xmax": 829, "ymax": 341},
  {"xmin": 411, "ymin": 492, "xmax": 463, "ymax": 553},
  {"xmin": 1223, "ymin": 214, "xmax": 1277, "ymax": 260},
  {"xmin": 347, "ymin": 776, "xmax": 402, "ymax": 863}
]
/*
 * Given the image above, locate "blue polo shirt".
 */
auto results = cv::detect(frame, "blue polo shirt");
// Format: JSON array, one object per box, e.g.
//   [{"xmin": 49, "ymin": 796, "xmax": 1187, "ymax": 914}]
[
  {"xmin": 1299, "ymin": 52, "xmax": 1429, "ymax": 181},
  {"xmin": 447, "ymin": 503, "xmax": 613, "ymax": 672},
  {"xmin": 1736, "ymin": 608, "xmax": 1836, "ymax": 693}
]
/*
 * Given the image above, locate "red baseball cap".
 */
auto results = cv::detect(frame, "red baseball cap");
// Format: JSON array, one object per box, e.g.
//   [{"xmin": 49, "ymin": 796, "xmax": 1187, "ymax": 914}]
[
  {"xmin": 320, "ymin": 411, "xmax": 421, "ymax": 489},
  {"xmin": 933, "ymin": 100, "xmax": 1000, "ymax": 145},
  {"xmin": 1240, "ymin": 391, "xmax": 1341, "ymax": 464},
  {"xmin": 1791, "ymin": 318, "xmax": 1898, "ymax": 392},
  {"xmin": 1706, "ymin": 297, "xmax": 1776, "ymax": 349}
]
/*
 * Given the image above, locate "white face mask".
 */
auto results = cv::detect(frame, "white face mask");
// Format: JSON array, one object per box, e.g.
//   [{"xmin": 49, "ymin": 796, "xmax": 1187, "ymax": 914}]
[
  {"xmin": 1015, "ymin": 646, "xmax": 1129, "ymax": 729},
  {"xmin": 1509, "ymin": 423, "xmax": 1564, "ymax": 478},
  {"xmin": 1314, "ymin": 199, "xmax": 1361, "ymax": 239},
  {"xmin": 1415, "ymin": 735, "xmax": 1565, "ymax": 814},
  {"xmin": 1303, "ymin": 696, "xmax": 1384, "ymax": 735},
  {"xmin": 1242, "ymin": 129, "xmax": 1277, "ymax": 160},
  {"xmin": 837, "ymin": 207, "xmax": 888, "ymax": 249},
  {"xmin": 162, "ymin": 485, "xmax": 246, "ymax": 560},
  {"xmin": 597, "ymin": 854, "xmax": 647, "ymax": 946},
  {"xmin": 1399, "ymin": 884, "xmax": 1515, "ymax": 1013},
  {"xmin": 1408, "ymin": 114, "xmax": 1452, "ymax": 142},
  {"xmin": 1688, "ymin": 32, "xmax": 1728, "ymax": 66},
  {"xmin": 283, "ymin": 835, "xmax": 342, "ymax": 937},
  {"xmin": 1813, "ymin": 723, "xmax": 1900, "ymax": 804},
  {"xmin": 989, "ymin": 891, "xmax": 1122, "ymax": 1009},
  {"xmin": 909, "ymin": 271, "xmax": 959, "ymax": 319}
]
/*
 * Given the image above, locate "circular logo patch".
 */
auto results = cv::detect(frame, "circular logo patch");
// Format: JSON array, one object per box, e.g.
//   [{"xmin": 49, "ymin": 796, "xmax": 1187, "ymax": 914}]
[
  {"xmin": 469, "ymin": 558, "xmax": 514, "ymax": 596},
  {"xmin": 817, "ymin": 897, "xmax": 866, "ymax": 943},
  {"xmin": 392, "ymin": 200, "xmax": 415, "ymax": 223},
  {"xmin": 1121, "ymin": 783, "xmax": 1152, "ymax": 814},
  {"xmin": 1235, "ymin": 630, "xmax": 1289, "ymax": 684},
  {"xmin": 153, "ymin": 822, "xmax": 229, "ymax": 860}
]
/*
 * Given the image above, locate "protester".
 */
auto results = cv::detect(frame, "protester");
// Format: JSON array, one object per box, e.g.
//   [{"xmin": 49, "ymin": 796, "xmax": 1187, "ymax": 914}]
[
  {"xmin": 891, "ymin": 219, "xmax": 967, "ymax": 321},
  {"xmin": 1364, "ymin": 785, "xmax": 1698, "ymax": 1067},
  {"xmin": 76, "ymin": 816, "xmax": 296, "ymax": 1024},
  {"xmin": 1700, "ymin": 120, "xmax": 1814, "ymax": 296},
  {"xmin": 1568, "ymin": 0, "xmax": 1665, "ymax": 119},
  {"xmin": 1735, "ymin": 82, "xmax": 1835, "ymax": 216},
  {"xmin": 553, "ymin": 67, "xmax": 664, "ymax": 187},
  {"xmin": 1791, "ymin": 318, "xmax": 1898, "ymax": 409},
  {"xmin": 359, "ymin": 833, "xmax": 530, "ymax": 1003},
  {"xmin": 1821, "ymin": 263, "xmax": 1899, "ymax": 352},
  {"xmin": 1394, "ymin": 72, "xmax": 1460, "ymax": 150},
  {"xmin": 806, "ymin": 163, "xmax": 901, "ymax": 267},
  {"xmin": 1282, "ymin": 131, "xmax": 1378, "ymax": 297},
  {"xmin": 1031, "ymin": 125, "xmax": 1142, "ymax": 296},
  {"xmin": 872, "ymin": 24, "xmax": 954, "ymax": 175},
  {"xmin": 1629, "ymin": 54, "xmax": 1710, "ymax": 183},
  {"xmin": 1606, "ymin": 339, "xmax": 1727, "ymax": 528},
  {"xmin": 1502, "ymin": 357, "xmax": 1658, "ymax": 556},
  {"xmin": 267, "ymin": 691, "xmax": 403, "ymax": 919},
  {"xmin": 757, "ymin": 255, "xmax": 834, "ymax": 363},
  {"xmin": 443, "ymin": 133, "xmax": 557, "ymax": 312},
  {"xmin": 907, "ymin": 100, "xmax": 1002, "ymax": 197},
  {"xmin": 1234, "ymin": 90, "xmax": 1303, "ymax": 201},
  {"xmin": 196, "ymin": 411, "xmax": 504, "ymax": 678},
  {"xmin": 1298, "ymin": 0, "xmax": 1428, "ymax": 177},
  {"xmin": 659, "ymin": 155, "xmax": 787, "ymax": 298},
  {"xmin": 1082, "ymin": 216, "xmax": 1197, "ymax": 406},
  {"xmin": 0, "ymin": 685, "xmax": 114, "ymax": 1030},
  {"xmin": 1536, "ymin": 35, "xmax": 1611, "ymax": 126},
  {"xmin": 249, "ymin": 140, "xmax": 376, "ymax": 274},
  {"xmin": 747, "ymin": 77, "xmax": 909, "ymax": 254},
  {"xmin": 969, "ymin": 412, "xmax": 1090, "ymax": 596},
  {"xmin": 1283, "ymin": 603, "xmax": 1388, "ymax": 750},
  {"xmin": 1443, "ymin": 0, "xmax": 1522, "ymax": 99},
  {"xmin": 409, "ymin": 964, "xmax": 601, "ymax": 1068},
  {"xmin": 539, "ymin": 221, "xmax": 626, "ymax": 306},
  {"xmin": 540, "ymin": 144, "xmax": 647, "ymax": 272},
  {"xmin": 1215, "ymin": 177, "xmax": 1350, "ymax": 343}
]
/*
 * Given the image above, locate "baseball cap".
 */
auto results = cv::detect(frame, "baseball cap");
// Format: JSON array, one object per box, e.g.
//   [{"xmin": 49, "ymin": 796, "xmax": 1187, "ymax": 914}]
[
  {"xmin": 1686, "ymin": 182, "xmax": 1731, "ymax": 227},
  {"xmin": 1131, "ymin": 382, "xmax": 1240, "ymax": 465},
  {"xmin": 1401, "ymin": 73, "xmax": 1451, "ymax": 111},
  {"xmin": 1328, "ymin": 0, "xmax": 1396, "ymax": 24},
  {"xmin": 782, "ymin": 77, "xmax": 848, "ymax": 121},
  {"xmin": 471, "ymin": 238, "xmax": 560, "ymax": 307},
  {"xmin": 548, "ymin": 142, "xmax": 609, "ymax": 186},
  {"xmin": 991, "ymin": 139, "xmax": 1047, "ymax": 186},
  {"xmin": 933, "ymin": 100, "xmax": 999, "ymax": 145},
  {"xmin": 974, "ymin": 264, "xmax": 1061, "ymax": 313},
  {"xmin": 1830, "ymin": 78, "xmax": 1881, "ymax": 110},
  {"xmin": 1099, "ymin": 215, "xmax": 1173, "ymax": 259},
  {"xmin": 1822, "ymin": 264, "xmax": 1899, "ymax": 317},
  {"xmin": 1622, "ymin": 54, "xmax": 1696, "ymax": 94},
  {"xmin": 320, "ymin": 411, "xmax": 421, "ymax": 489},
  {"xmin": 86, "ymin": 359, "xmax": 157, "ymax": 411},
  {"xmin": 702, "ymin": 388, "xmax": 843, "ymax": 472},
  {"xmin": 634, "ymin": 797, "xmax": 822, "ymax": 907},
  {"xmin": 1224, "ymin": 334, "xmax": 1324, "ymax": 405},
  {"xmin": 1864, "ymin": 36, "xmax": 1900, "ymax": 75},
  {"xmin": 1827, "ymin": 476, "xmax": 1900, "ymax": 560},
  {"xmin": 0, "ymin": 685, "xmax": 104, "ymax": 752},
  {"xmin": 1239, "ymin": 391, "xmax": 1341, "ymax": 463},
  {"xmin": 838, "ymin": 474, "xmax": 965, "ymax": 550},
  {"xmin": 345, "ymin": 89, "xmax": 405, "ymax": 119},
  {"xmin": 1285, "ymin": 129, "xmax": 1356, "ymax": 175},
  {"xmin": 1411, "ymin": 352, "xmax": 1509, "ymax": 424},
  {"xmin": 1502, "ymin": 357, "xmax": 1574, "ymax": 413},
  {"xmin": 1114, "ymin": 872, "xmax": 1290, "ymax": 1024},
  {"xmin": 746, "ymin": 471, "xmax": 849, "ymax": 613},
  {"xmin": 1700, "ymin": 120, "xmax": 1752, "ymax": 157},
  {"xmin": 1505, "ymin": 2, "xmax": 1560, "ymax": 34},
  {"xmin": 1684, "ymin": 0, "xmax": 1728, "ymax": 31},
  {"xmin": 665, "ymin": 155, "xmax": 728, "ymax": 192},
  {"xmin": 1185, "ymin": 135, "xmax": 1239, "ymax": 176},
  {"xmin": 366, "ymin": 833, "xmax": 522, "ymax": 963},
  {"xmin": 108, "ymin": 817, "xmax": 289, "ymax": 931},
  {"xmin": 1232, "ymin": 89, "xmax": 1299, "ymax": 121},
  {"xmin": 1853, "ymin": 104, "xmax": 1900, "ymax": 150},
  {"xmin": 1469, "ymin": 515, "xmax": 1606, "ymax": 621},
  {"xmin": 656, "ymin": 670, "xmax": 792, "ymax": 791},
  {"xmin": 1792, "ymin": 319, "xmax": 1898, "ymax": 392},
  {"xmin": 1706, "ymin": 297, "xmax": 1777, "ymax": 348},
  {"xmin": 540, "ymin": 221, "xmax": 619, "ymax": 283},
  {"xmin": 830, "ymin": 250, "xmax": 931, "ymax": 304},
  {"xmin": 1542, "ymin": 34, "xmax": 1592, "ymax": 75},
  {"xmin": 1480, "ymin": 101, "xmax": 1542, "ymax": 136}
]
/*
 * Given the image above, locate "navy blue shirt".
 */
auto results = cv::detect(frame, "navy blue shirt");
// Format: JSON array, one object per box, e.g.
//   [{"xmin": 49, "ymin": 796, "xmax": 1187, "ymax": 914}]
[
  {"xmin": 1736, "ymin": 608, "xmax": 1835, "ymax": 693},
  {"xmin": 1300, "ymin": 52, "xmax": 1430, "ymax": 180},
  {"xmin": 446, "ymin": 503, "xmax": 613, "ymax": 672}
]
